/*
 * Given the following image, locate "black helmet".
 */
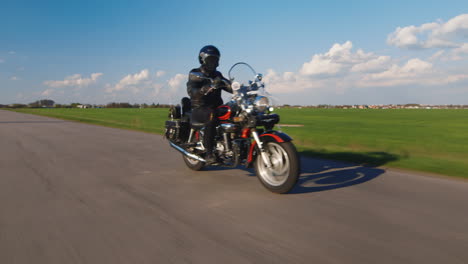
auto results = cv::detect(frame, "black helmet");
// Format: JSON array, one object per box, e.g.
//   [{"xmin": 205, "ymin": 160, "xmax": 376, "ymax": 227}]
[{"xmin": 198, "ymin": 45, "xmax": 220, "ymax": 65}]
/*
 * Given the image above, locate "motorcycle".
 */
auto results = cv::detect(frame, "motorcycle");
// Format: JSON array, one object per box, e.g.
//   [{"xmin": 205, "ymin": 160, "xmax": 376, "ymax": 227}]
[{"xmin": 164, "ymin": 62, "xmax": 300, "ymax": 193}]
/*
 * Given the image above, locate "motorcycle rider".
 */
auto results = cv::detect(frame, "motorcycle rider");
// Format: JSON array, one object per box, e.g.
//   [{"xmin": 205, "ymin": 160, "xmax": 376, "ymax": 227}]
[{"xmin": 187, "ymin": 45, "xmax": 232, "ymax": 164}]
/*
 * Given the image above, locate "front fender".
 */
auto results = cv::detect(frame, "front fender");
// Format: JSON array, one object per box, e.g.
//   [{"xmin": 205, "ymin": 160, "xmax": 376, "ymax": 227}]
[
  {"xmin": 259, "ymin": 130, "xmax": 292, "ymax": 143},
  {"xmin": 245, "ymin": 130, "xmax": 293, "ymax": 167}
]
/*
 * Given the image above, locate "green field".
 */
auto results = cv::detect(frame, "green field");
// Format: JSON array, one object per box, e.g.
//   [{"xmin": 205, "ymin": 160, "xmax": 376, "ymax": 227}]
[{"xmin": 9, "ymin": 108, "xmax": 468, "ymax": 178}]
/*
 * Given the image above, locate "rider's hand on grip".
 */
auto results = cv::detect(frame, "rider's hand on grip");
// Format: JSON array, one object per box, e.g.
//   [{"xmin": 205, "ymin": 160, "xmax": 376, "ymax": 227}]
[{"xmin": 201, "ymin": 84, "xmax": 214, "ymax": 95}]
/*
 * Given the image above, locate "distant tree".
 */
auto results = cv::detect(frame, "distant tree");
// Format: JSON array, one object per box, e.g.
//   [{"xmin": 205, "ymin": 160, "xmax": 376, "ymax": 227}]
[
  {"xmin": 28, "ymin": 101, "xmax": 41, "ymax": 108},
  {"xmin": 40, "ymin": 99, "xmax": 55, "ymax": 107},
  {"xmin": 121, "ymin": 102, "xmax": 132, "ymax": 108},
  {"xmin": 404, "ymin": 104, "xmax": 420, "ymax": 107},
  {"xmin": 28, "ymin": 99, "xmax": 54, "ymax": 108},
  {"xmin": 106, "ymin": 102, "xmax": 133, "ymax": 108}
]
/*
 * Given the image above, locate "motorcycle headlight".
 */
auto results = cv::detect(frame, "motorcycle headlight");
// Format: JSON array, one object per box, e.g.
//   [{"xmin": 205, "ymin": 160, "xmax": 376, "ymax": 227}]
[{"xmin": 254, "ymin": 96, "xmax": 269, "ymax": 112}]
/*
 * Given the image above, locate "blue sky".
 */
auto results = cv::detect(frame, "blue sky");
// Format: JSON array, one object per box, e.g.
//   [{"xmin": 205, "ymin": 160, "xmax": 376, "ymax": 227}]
[{"xmin": 1, "ymin": 0, "xmax": 468, "ymax": 105}]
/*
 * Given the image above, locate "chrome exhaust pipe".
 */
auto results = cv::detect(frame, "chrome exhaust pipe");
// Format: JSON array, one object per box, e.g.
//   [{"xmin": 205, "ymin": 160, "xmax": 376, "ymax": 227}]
[{"xmin": 170, "ymin": 142, "xmax": 206, "ymax": 162}]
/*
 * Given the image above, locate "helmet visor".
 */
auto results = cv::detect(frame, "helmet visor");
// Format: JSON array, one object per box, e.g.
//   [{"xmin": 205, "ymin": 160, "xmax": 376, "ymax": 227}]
[{"xmin": 202, "ymin": 55, "xmax": 219, "ymax": 71}]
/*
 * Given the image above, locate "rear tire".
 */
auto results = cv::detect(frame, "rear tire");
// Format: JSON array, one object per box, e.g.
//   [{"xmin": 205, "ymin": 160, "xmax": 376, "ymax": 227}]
[
  {"xmin": 183, "ymin": 155, "xmax": 205, "ymax": 171},
  {"xmin": 254, "ymin": 141, "xmax": 300, "ymax": 194}
]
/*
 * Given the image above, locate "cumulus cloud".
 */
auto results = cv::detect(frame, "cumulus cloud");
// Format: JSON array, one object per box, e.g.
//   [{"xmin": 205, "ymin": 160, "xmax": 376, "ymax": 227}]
[
  {"xmin": 156, "ymin": 70, "xmax": 166, "ymax": 78},
  {"xmin": 359, "ymin": 58, "xmax": 435, "ymax": 87},
  {"xmin": 168, "ymin": 74, "xmax": 186, "ymax": 90},
  {"xmin": 103, "ymin": 70, "xmax": 188, "ymax": 104},
  {"xmin": 263, "ymin": 40, "xmax": 468, "ymax": 98},
  {"xmin": 300, "ymin": 41, "xmax": 380, "ymax": 76},
  {"xmin": 429, "ymin": 50, "xmax": 445, "ymax": 61},
  {"xmin": 264, "ymin": 68, "xmax": 342, "ymax": 95},
  {"xmin": 150, "ymin": 73, "xmax": 188, "ymax": 103},
  {"xmin": 10, "ymin": 76, "xmax": 20, "ymax": 81},
  {"xmin": 167, "ymin": 73, "xmax": 187, "ymax": 98},
  {"xmin": 44, "ymin": 73, "xmax": 103, "ymax": 88},
  {"xmin": 106, "ymin": 69, "xmax": 149, "ymax": 93},
  {"xmin": 387, "ymin": 14, "xmax": 468, "ymax": 49},
  {"xmin": 449, "ymin": 43, "xmax": 468, "ymax": 60},
  {"xmin": 350, "ymin": 56, "xmax": 392, "ymax": 73},
  {"xmin": 41, "ymin": 89, "xmax": 54, "ymax": 96}
]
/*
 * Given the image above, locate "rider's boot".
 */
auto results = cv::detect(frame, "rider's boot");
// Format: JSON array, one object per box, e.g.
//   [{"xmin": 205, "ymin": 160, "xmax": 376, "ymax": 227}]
[{"xmin": 204, "ymin": 150, "xmax": 216, "ymax": 165}]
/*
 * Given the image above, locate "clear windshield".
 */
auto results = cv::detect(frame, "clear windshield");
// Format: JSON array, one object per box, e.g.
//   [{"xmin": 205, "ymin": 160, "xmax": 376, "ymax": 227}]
[
  {"xmin": 228, "ymin": 62, "xmax": 274, "ymax": 102},
  {"xmin": 228, "ymin": 62, "xmax": 257, "ymax": 88}
]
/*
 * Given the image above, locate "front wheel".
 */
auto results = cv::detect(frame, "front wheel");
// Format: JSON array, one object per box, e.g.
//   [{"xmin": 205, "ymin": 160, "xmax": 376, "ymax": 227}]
[{"xmin": 254, "ymin": 141, "xmax": 300, "ymax": 194}]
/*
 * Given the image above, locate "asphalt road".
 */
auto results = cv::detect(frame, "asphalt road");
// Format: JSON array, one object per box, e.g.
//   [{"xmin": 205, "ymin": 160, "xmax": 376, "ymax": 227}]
[{"xmin": 1, "ymin": 109, "xmax": 467, "ymax": 264}]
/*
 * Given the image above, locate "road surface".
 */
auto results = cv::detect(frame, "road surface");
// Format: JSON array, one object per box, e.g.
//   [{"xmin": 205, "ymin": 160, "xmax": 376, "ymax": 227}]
[{"xmin": 1, "ymin": 110, "xmax": 467, "ymax": 264}]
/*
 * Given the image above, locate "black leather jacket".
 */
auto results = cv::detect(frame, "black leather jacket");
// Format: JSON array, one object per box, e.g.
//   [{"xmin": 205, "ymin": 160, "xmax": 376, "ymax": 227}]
[{"xmin": 187, "ymin": 67, "xmax": 232, "ymax": 109}]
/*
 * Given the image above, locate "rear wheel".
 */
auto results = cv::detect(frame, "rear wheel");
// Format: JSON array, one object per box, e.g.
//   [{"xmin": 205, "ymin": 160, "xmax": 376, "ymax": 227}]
[
  {"xmin": 183, "ymin": 155, "xmax": 205, "ymax": 171},
  {"xmin": 254, "ymin": 141, "xmax": 300, "ymax": 194}
]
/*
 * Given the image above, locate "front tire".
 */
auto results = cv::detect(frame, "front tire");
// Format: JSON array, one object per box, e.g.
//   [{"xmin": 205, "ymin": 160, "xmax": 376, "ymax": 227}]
[
  {"xmin": 254, "ymin": 141, "xmax": 300, "ymax": 194},
  {"xmin": 183, "ymin": 155, "xmax": 205, "ymax": 171}
]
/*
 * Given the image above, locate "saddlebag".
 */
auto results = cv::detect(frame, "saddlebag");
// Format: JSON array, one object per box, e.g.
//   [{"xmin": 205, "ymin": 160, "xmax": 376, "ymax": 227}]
[
  {"xmin": 165, "ymin": 120, "xmax": 190, "ymax": 143},
  {"xmin": 168, "ymin": 105, "xmax": 182, "ymax": 119}
]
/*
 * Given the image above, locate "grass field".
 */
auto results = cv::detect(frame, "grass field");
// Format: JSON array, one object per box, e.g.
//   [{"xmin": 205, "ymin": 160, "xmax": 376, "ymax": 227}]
[{"xmin": 9, "ymin": 108, "xmax": 468, "ymax": 179}]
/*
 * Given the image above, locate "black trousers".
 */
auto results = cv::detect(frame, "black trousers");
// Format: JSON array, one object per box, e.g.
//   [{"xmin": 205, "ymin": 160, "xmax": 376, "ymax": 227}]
[{"xmin": 192, "ymin": 107, "xmax": 216, "ymax": 153}]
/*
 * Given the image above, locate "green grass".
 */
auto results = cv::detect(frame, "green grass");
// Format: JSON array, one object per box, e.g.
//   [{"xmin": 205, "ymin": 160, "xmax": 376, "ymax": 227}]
[
  {"xmin": 10, "ymin": 108, "xmax": 468, "ymax": 178},
  {"xmin": 275, "ymin": 108, "xmax": 468, "ymax": 178},
  {"xmin": 11, "ymin": 108, "xmax": 169, "ymax": 134}
]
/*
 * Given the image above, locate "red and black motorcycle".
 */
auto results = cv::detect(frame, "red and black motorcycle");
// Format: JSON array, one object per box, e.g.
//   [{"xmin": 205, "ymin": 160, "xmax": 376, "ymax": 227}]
[{"xmin": 165, "ymin": 62, "xmax": 300, "ymax": 193}]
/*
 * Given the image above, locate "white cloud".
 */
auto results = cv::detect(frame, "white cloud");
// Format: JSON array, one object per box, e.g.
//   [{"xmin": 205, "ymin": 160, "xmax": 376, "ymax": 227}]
[
  {"xmin": 263, "ymin": 40, "xmax": 468, "ymax": 98},
  {"xmin": 300, "ymin": 41, "xmax": 379, "ymax": 76},
  {"xmin": 387, "ymin": 14, "xmax": 468, "ymax": 49},
  {"xmin": 432, "ymin": 14, "xmax": 468, "ymax": 39},
  {"xmin": 429, "ymin": 50, "xmax": 445, "ymax": 61},
  {"xmin": 168, "ymin": 73, "xmax": 187, "ymax": 94},
  {"xmin": 44, "ymin": 73, "xmax": 103, "ymax": 88},
  {"xmin": 10, "ymin": 76, "xmax": 20, "ymax": 81},
  {"xmin": 300, "ymin": 54, "xmax": 343, "ymax": 76},
  {"xmin": 359, "ymin": 58, "xmax": 434, "ymax": 86},
  {"xmin": 103, "ymin": 70, "xmax": 188, "ymax": 104},
  {"xmin": 351, "ymin": 56, "xmax": 391, "ymax": 73},
  {"xmin": 263, "ymin": 69, "xmax": 327, "ymax": 94},
  {"xmin": 448, "ymin": 43, "xmax": 468, "ymax": 60},
  {"xmin": 41, "ymin": 89, "xmax": 54, "ymax": 96},
  {"xmin": 151, "ymin": 73, "xmax": 188, "ymax": 103},
  {"xmin": 156, "ymin": 70, "xmax": 166, "ymax": 78},
  {"xmin": 106, "ymin": 69, "xmax": 149, "ymax": 93}
]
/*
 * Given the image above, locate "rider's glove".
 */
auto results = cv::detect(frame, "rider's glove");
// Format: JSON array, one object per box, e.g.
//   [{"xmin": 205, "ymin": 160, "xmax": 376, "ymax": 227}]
[{"xmin": 201, "ymin": 84, "xmax": 213, "ymax": 94}]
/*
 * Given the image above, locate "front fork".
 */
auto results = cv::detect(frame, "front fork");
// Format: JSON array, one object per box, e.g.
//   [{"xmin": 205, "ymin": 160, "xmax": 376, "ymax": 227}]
[{"xmin": 251, "ymin": 129, "xmax": 272, "ymax": 168}]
